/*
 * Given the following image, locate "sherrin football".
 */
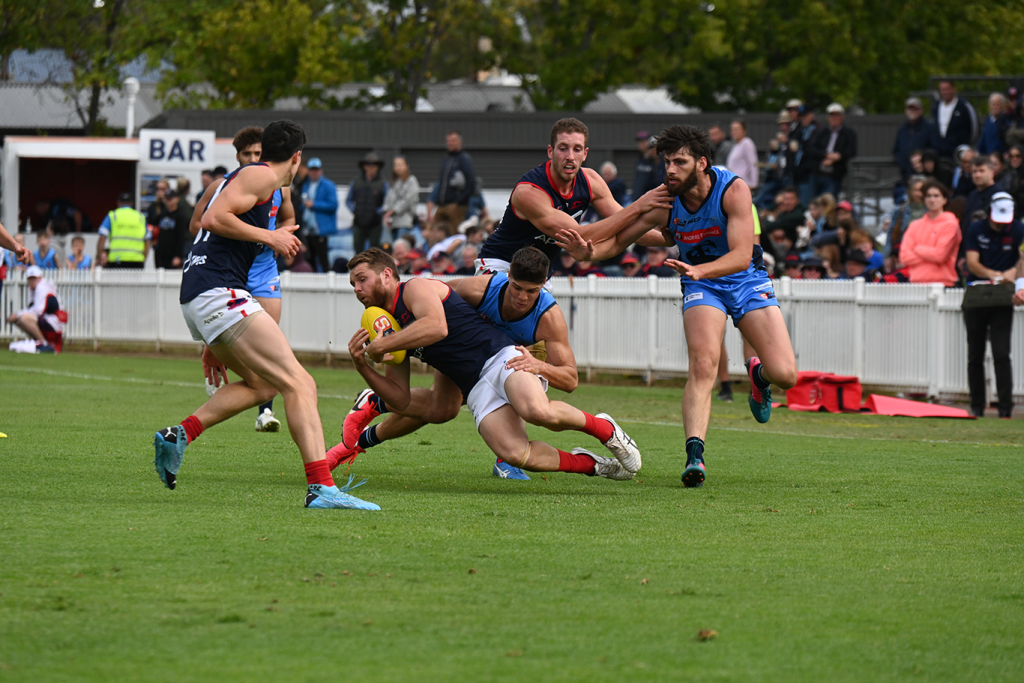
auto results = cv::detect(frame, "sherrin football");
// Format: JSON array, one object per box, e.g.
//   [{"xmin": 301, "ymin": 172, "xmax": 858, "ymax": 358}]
[{"xmin": 360, "ymin": 306, "xmax": 406, "ymax": 366}]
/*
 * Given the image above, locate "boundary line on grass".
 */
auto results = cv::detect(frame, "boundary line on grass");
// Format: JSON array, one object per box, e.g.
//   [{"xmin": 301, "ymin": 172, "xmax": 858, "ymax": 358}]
[{"xmin": 3, "ymin": 365, "xmax": 1017, "ymax": 447}]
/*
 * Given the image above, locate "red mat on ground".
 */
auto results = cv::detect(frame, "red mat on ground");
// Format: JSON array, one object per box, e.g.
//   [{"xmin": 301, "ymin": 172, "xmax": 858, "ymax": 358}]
[{"xmin": 860, "ymin": 394, "xmax": 973, "ymax": 419}]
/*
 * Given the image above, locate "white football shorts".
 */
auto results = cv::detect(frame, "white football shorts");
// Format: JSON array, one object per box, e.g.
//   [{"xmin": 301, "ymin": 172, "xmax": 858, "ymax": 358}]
[
  {"xmin": 466, "ymin": 345, "xmax": 549, "ymax": 429},
  {"xmin": 182, "ymin": 287, "xmax": 264, "ymax": 345}
]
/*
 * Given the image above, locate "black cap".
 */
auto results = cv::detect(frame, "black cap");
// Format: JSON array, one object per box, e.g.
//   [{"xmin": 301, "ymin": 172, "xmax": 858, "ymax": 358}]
[
  {"xmin": 118, "ymin": 192, "xmax": 132, "ymax": 203},
  {"xmin": 784, "ymin": 251, "xmax": 802, "ymax": 266},
  {"xmin": 164, "ymin": 189, "xmax": 178, "ymax": 200},
  {"xmin": 846, "ymin": 251, "xmax": 869, "ymax": 265}
]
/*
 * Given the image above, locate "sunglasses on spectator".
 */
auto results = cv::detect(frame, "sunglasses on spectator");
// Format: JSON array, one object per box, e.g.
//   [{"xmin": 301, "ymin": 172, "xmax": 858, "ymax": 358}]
[{"xmin": 1010, "ymin": 153, "xmax": 1022, "ymax": 159}]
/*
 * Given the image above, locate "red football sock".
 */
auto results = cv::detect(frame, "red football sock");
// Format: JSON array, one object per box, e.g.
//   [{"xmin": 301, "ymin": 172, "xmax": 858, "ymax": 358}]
[
  {"xmin": 557, "ymin": 449, "xmax": 596, "ymax": 476},
  {"xmin": 181, "ymin": 415, "xmax": 204, "ymax": 444},
  {"xmin": 581, "ymin": 412, "xmax": 614, "ymax": 443},
  {"xmin": 304, "ymin": 460, "xmax": 335, "ymax": 487}
]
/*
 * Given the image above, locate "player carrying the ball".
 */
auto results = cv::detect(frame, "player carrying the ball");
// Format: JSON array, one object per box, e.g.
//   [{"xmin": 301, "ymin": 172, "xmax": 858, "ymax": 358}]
[
  {"xmin": 328, "ymin": 246, "xmax": 590, "ymax": 480},
  {"xmin": 343, "ymin": 248, "xmax": 642, "ymax": 481},
  {"xmin": 557, "ymin": 124, "xmax": 798, "ymax": 488}
]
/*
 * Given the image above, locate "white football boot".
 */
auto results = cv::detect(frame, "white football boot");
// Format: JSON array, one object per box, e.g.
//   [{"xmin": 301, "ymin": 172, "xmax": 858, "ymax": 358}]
[
  {"xmin": 596, "ymin": 413, "xmax": 641, "ymax": 473},
  {"xmin": 255, "ymin": 408, "xmax": 281, "ymax": 432},
  {"xmin": 573, "ymin": 448, "xmax": 634, "ymax": 481}
]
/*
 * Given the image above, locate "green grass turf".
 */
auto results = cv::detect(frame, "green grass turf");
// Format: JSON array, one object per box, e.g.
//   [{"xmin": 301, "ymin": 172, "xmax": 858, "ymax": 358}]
[{"xmin": 0, "ymin": 351, "xmax": 1022, "ymax": 682}]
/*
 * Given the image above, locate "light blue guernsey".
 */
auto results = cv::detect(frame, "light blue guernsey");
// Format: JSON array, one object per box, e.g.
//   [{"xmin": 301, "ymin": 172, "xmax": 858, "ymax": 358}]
[{"xmin": 475, "ymin": 272, "xmax": 557, "ymax": 345}]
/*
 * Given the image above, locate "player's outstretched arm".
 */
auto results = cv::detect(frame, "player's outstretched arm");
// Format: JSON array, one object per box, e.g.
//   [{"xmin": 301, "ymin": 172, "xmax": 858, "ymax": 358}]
[
  {"xmin": 556, "ymin": 206, "xmax": 672, "ymax": 262},
  {"xmin": 349, "ymin": 328, "xmax": 413, "ymax": 411},
  {"xmin": 581, "ymin": 173, "xmax": 673, "ymax": 243},
  {"xmin": 666, "ymin": 180, "xmax": 755, "ymax": 281},
  {"xmin": 512, "ymin": 180, "xmax": 671, "ymax": 246},
  {"xmin": 0, "ymin": 222, "xmax": 30, "ymax": 263},
  {"xmin": 505, "ymin": 305, "xmax": 579, "ymax": 392},
  {"xmin": 366, "ymin": 279, "xmax": 450, "ymax": 361}
]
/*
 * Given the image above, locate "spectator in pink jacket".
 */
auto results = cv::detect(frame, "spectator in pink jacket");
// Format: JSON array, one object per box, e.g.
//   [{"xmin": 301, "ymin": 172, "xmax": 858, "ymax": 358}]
[
  {"xmin": 726, "ymin": 120, "xmax": 759, "ymax": 189},
  {"xmin": 899, "ymin": 179, "xmax": 962, "ymax": 286}
]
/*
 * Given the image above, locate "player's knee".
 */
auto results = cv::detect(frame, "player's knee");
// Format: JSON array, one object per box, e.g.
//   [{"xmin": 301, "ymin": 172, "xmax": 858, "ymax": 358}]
[
  {"xmin": 689, "ymin": 355, "xmax": 718, "ymax": 381},
  {"xmin": 496, "ymin": 441, "xmax": 529, "ymax": 467},
  {"xmin": 772, "ymin": 362, "xmax": 798, "ymax": 390},
  {"xmin": 426, "ymin": 400, "xmax": 461, "ymax": 424}
]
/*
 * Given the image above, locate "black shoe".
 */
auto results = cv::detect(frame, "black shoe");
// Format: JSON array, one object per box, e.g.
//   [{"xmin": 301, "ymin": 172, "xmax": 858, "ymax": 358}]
[{"xmin": 716, "ymin": 388, "xmax": 733, "ymax": 402}]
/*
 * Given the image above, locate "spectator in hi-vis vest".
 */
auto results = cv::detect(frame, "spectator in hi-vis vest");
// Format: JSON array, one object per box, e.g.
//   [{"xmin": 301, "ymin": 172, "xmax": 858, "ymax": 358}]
[{"xmin": 96, "ymin": 192, "xmax": 152, "ymax": 269}]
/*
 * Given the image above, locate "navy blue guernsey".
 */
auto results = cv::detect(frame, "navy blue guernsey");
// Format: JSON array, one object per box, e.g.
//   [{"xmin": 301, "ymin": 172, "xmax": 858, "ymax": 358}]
[
  {"xmin": 480, "ymin": 161, "xmax": 594, "ymax": 265},
  {"xmin": 391, "ymin": 281, "xmax": 513, "ymax": 396},
  {"xmin": 475, "ymin": 273, "xmax": 557, "ymax": 346},
  {"xmin": 180, "ymin": 163, "xmax": 274, "ymax": 304}
]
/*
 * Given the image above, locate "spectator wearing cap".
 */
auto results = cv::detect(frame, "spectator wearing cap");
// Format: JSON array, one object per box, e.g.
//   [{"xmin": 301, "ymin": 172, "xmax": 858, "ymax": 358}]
[
  {"xmin": 840, "ymin": 249, "xmax": 872, "ymax": 279},
  {"xmin": 801, "ymin": 255, "xmax": 827, "ymax": 279},
  {"xmin": 931, "ymin": 80, "xmax": 979, "ymax": 158},
  {"xmin": 951, "ymin": 145, "xmax": 977, "ymax": 198},
  {"xmin": 407, "ymin": 249, "xmax": 429, "ymax": 275},
  {"xmin": 962, "ymin": 192, "xmax": 1022, "ymax": 417},
  {"xmin": 432, "ymin": 130, "xmax": 476, "ymax": 228},
  {"xmin": 301, "ymin": 157, "xmax": 338, "ymax": 272},
  {"xmin": 7, "ymin": 265, "xmax": 64, "ymax": 352},
  {"xmin": 789, "ymin": 105, "xmax": 821, "ymax": 206},
  {"xmin": 153, "ymin": 189, "xmax": 191, "ymax": 270},
  {"xmin": 96, "ymin": 192, "xmax": 151, "ymax": 269},
  {"xmin": 807, "ymin": 103, "xmax": 857, "ymax": 198},
  {"xmin": 977, "ymin": 93, "xmax": 1012, "ymax": 156},
  {"xmin": 346, "ymin": 152, "xmax": 388, "ymax": 253},
  {"xmin": 893, "ymin": 97, "xmax": 936, "ymax": 182},
  {"xmin": 429, "ymin": 251, "xmax": 456, "ymax": 275},
  {"xmin": 620, "ymin": 252, "xmax": 642, "ymax": 277},
  {"xmin": 785, "ymin": 99, "xmax": 803, "ymax": 124},
  {"xmin": 783, "ymin": 252, "xmax": 803, "ymax": 279},
  {"xmin": 726, "ymin": 120, "xmax": 759, "ymax": 189},
  {"xmin": 382, "ymin": 156, "xmax": 420, "ymax": 243},
  {"xmin": 755, "ymin": 110, "xmax": 793, "ymax": 208},
  {"xmin": 633, "ymin": 131, "xmax": 665, "ymax": 201},
  {"xmin": 642, "ymin": 246, "xmax": 678, "ymax": 277},
  {"xmin": 899, "ymin": 179, "xmax": 961, "ymax": 286}
]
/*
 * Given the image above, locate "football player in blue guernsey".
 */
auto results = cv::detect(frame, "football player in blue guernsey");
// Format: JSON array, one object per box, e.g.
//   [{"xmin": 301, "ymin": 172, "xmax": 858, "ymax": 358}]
[
  {"xmin": 339, "ymin": 248, "xmax": 641, "ymax": 481},
  {"xmin": 328, "ymin": 247, "xmax": 596, "ymax": 480},
  {"xmin": 556, "ymin": 124, "xmax": 798, "ymax": 488},
  {"xmin": 190, "ymin": 126, "xmax": 295, "ymax": 433},
  {"xmin": 153, "ymin": 120, "xmax": 379, "ymax": 511},
  {"xmin": 475, "ymin": 117, "xmax": 672, "ymax": 276}
]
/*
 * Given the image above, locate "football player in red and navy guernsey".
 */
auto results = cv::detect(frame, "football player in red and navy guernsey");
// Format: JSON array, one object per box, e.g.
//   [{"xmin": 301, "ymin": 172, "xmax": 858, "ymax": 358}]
[
  {"xmin": 476, "ymin": 117, "xmax": 673, "ymax": 276},
  {"xmin": 557, "ymin": 125, "xmax": 798, "ymax": 489}
]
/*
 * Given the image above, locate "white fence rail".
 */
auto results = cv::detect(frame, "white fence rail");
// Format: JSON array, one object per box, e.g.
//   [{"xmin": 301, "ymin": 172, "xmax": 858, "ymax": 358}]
[{"xmin": 2, "ymin": 269, "xmax": 1022, "ymax": 402}]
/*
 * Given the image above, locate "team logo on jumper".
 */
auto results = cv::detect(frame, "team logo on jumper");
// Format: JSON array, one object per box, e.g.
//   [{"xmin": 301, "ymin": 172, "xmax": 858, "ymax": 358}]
[
  {"xmin": 269, "ymin": 206, "xmax": 279, "ymax": 217},
  {"xmin": 373, "ymin": 315, "xmax": 395, "ymax": 337},
  {"xmin": 674, "ymin": 225, "xmax": 722, "ymax": 243},
  {"xmin": 759, "ymin": 291, "xmax": 776, "ymax": 300},
  {"xmin": 684, "ymin": 292, "xmax": 703, "ymax": 303}
]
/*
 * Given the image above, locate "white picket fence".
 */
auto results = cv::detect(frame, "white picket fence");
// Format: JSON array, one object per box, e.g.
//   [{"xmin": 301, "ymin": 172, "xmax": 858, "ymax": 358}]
[{"xmin": 2, "ymin": 269, "xmax": 1022, "ymax": 402}]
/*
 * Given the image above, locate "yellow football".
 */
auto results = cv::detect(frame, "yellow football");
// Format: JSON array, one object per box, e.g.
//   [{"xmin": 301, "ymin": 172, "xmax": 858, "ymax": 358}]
[{"xmin": 360, "ymin": 306, "xmax": 407, "ymax": 366}]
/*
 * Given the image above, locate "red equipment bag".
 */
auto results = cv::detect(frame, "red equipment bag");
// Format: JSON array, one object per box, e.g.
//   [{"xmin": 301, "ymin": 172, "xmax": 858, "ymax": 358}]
[{"xmin": 786, "ymin": 371, "xmax": 862, "ymax": 413}]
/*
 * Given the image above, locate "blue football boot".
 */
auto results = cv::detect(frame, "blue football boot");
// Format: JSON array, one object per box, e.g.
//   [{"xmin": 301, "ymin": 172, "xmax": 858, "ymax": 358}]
[
  {"xmin": 681, "ymin": 453, "xmax": 706, "ymax": 488},
  {"xmin": 153, "ymin": 425, "xmax": 187, "ymax": 490},
  {"xmin": 305, "ymin": 475, "xmax": 381, "ymax": 510},
  {"xmin": 493, "ymin": 458, "xmax": 530, "ymax": 480}
]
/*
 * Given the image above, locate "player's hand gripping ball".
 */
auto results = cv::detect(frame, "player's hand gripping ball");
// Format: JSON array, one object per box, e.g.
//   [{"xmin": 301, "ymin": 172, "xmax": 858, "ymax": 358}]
[{"xmin": 360, "ymin": 306, "xmax": 406, "ymax": 366}]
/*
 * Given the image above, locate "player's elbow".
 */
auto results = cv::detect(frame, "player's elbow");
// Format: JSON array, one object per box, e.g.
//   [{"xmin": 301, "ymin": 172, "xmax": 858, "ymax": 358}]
[{"xmin": 561, "ymin": 371, "xmax": 579, "ymax": 393}]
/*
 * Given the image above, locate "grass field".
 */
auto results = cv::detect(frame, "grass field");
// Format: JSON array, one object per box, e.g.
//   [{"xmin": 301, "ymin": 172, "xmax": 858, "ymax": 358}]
[{"xmin": 1, "ymin": 351, "xmax": 1022, "ymax": 682}]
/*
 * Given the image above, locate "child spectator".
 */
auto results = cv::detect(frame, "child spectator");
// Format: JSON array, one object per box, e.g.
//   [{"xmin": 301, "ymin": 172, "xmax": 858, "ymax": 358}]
[
  {"xmin": 847, "ymin": 229, "xmax": 884, "ymax": 272},
  {"xmin": 33, "ymin": 232, "xmax": 62, "ymax": 270},
  {"xmin": 66, "ymin": 235, "xmax": 92, "ymax": 270}
]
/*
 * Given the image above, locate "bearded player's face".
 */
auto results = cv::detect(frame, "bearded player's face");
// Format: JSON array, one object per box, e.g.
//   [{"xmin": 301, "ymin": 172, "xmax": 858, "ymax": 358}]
[
  {"xmin": 350, "ymin": 264, "xmax": 392, "ymax": 308},
  {"xmin": 664, "ymin": 148, "xmax": 703, "ymax": 196},
  {"xmin": 548, "ymin": 132, "xmax": 588, "ymax": 183}
]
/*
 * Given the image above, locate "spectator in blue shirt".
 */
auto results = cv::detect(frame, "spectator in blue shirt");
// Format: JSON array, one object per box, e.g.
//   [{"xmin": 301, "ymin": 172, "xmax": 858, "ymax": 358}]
[
  {"xmin": 66, "ymin": 235, "xmax": 92, "ymax": 270},
  {"xmin": 893, "ymin": 97, "xmax": 935, "ymax": 182},
  {"xmin": 33, "ymin": 232, "xmax": 62, "ymax": 270},
  {"xmin": 301, "ymin": 157, "xmax": 338, "ymax": 272}
]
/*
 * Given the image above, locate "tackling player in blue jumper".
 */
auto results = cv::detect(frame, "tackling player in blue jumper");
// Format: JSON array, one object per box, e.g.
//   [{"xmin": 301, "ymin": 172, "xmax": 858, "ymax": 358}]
[
  {"xmin": 327, "ymin": 247, "xmax": 622, "ymax": 480},
  {"xmin": 191, "ymin": 126, "xmax": 294, "ymax": 432},
  {"xmin": 557, "ymin": 124, "xmax": 798, "ymax": 488}
]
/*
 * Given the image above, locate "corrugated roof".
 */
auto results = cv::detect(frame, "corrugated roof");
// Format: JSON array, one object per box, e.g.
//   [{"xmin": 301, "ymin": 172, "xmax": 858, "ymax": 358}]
[
  {"xmin": 0, "ymin": 82, "xmax": 163, "ymax": 130},
  {"xmin": 8, "ymin": 49, "xmax": 164, "ymax": 84}
]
